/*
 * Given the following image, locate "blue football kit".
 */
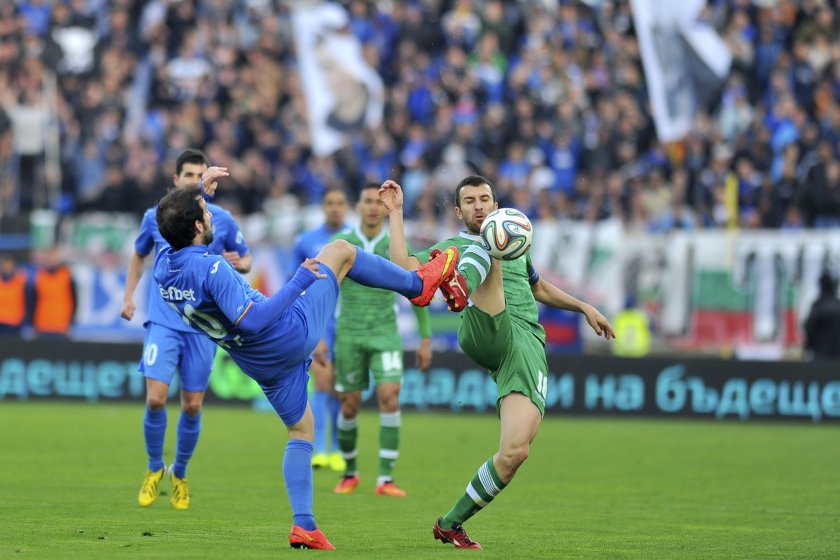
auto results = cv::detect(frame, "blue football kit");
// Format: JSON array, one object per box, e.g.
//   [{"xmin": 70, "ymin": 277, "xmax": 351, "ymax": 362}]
[
  {"xmin": 135, "ymin": 203, "xmax": 250, "ymax": 391},
  {"xmin": 154, "ymin": 245, "xmax": 334, "ymax": 424},
  {"xmin": 290, "ymin": 223, "xmax": 348, "ymax": 353}
]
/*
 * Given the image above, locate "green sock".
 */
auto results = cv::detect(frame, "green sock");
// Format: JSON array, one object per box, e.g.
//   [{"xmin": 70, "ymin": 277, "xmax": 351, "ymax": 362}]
[
  {"xmin": 337, "ymin": 413, "xmax": 358, "ymax": 475},
  {"xmin": 458, "ymin": 246, "xmax": 491, "ymax": 294},
  {"xmin": 440, "ymin": 457, "xmax": 507, "ymax": 529},
  {"xmin": 378, "ymin": 411, "xmax": 400, "ymax": 484}
]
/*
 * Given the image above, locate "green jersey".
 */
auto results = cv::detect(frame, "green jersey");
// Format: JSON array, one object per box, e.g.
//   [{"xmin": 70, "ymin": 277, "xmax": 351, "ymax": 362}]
[
  {"xmin": 333, "ymin": 227, "xmax": 431, "ymax": 338},
  {"xmin": 334, "ymin": 227, "xmax": 396, "ymax": 334},
  {"xmin": 414, "ymin": 232, "xmax": 545, "ymax": 345}
]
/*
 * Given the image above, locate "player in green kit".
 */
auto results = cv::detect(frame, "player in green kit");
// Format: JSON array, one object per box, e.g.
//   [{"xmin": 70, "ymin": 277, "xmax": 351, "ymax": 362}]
[
  {"xmin": 331, "ymin": 184, "xmax": 433, "ymax": 497},
  {"xmin": 380, "ymin": 175, "xmax": 615, "ymax": 549}
]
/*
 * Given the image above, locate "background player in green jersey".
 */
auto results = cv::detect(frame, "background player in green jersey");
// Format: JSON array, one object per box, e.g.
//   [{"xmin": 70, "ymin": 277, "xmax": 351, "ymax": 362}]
[
  {"xmin": 380, "ymin": 175, "xmax": 615, "ymax": 549},
  {"xmin": 331, "ymin": 183, "xmax": 433, "ymax": 497}
]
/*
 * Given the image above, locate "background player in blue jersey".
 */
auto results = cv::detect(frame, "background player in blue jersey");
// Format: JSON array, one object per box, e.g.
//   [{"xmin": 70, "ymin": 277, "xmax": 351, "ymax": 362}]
[
  {"xmin": 289, "ymin": 187, "xmax": 349, "ymax": 471},
  {"xmin": 120, "ymin": 149, "xmax": 251, "ymax": 510},
  {"xmin": 152, "ymin": 187, "xmax": 458, "ymax": 550}
]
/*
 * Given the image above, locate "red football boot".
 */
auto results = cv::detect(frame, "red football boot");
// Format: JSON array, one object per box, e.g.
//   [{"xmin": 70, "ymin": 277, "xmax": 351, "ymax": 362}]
[
  {"xmin": 409, "ymin": 246, "xmax": 459, "ymax": 306},
  {"xmin": 289, "ymin": 526, "xmax": 335, "ymax": 550},
  {"xmin": 433, "ymin": 518, "xmax": 481, "ymax": 549},
  {"xmin": 430, "ymin": 248, "xmax": 469, "ymax": 312},
  {"xmin": 333, "ymin": 475, "xmax": 360, "ymax": 494},
  {"xmin": 374, "ymin": 481, "xmax": 407, "ymax": 497}
]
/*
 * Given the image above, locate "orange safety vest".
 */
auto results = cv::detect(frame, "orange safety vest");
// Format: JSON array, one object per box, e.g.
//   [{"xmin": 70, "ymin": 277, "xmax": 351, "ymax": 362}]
[
  {"xmin": 33, "ymin": 266, "xmax": 74, "ymax": 333},
  {"xmin": 0, "ymin": 271, "xmax": 27, "ymax": 326}
]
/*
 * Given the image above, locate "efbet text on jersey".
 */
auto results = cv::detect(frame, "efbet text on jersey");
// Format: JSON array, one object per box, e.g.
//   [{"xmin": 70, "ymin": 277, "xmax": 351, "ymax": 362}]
[{"xmin": 159, "ymin": 285, "xmax": 197, "ymax": 302}]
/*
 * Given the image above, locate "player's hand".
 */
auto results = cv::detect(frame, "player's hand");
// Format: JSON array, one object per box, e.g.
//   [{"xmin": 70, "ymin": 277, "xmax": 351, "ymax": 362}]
[
  {"xmin": 378, "ymin": 180, "xmax": 404, "ymax": 212},
  {"xmin": 120, "ymin": 299, "xmax": 136, "ymax": 321},
  {"xmin": 223, "ymin": 250, "xmax": 241, "ymax": 269},
  {"xmin": 415, "ymin": 337, "xmax": 432, "ymax": 371},
  {"xmin": 583, "ymin": 304, "xmax": 616, "ymax": 340},
  {"xmin": 200, "ymin": 166, "xmax": 229, "ymax": 197},
  {"xmin": 302, "ymin": 257, "xmax": 326, "ymax": 279}
]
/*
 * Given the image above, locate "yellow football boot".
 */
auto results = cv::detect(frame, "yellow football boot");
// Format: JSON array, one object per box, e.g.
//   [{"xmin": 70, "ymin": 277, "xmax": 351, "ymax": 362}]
[
  {"xmin": 169, "ymin": 470, "xmax": 190, "ymax": 510},
  {"xmin": 311, "ymin": 452, "xmax": 329, "ymax": 469},
  {"xmin": 138, "ymin": 468, "xmax": 164, "ymax": 507},
  {"xmin": 328, "ymin": 452, "xmax": 346, "ymax": 472}
]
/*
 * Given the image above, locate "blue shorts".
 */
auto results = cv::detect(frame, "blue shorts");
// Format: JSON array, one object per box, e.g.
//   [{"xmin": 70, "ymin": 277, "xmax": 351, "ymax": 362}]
[
  {"xmin": 245, "ymin": 267, "xmax": 339, "ymax": 426},
  {"xmin": 139, "ymin": 322, "xmax": 217, "ymax": 392}
]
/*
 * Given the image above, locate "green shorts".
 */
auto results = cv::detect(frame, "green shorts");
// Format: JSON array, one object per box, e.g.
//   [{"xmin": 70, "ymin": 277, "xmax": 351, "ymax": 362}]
[
  {"xmin": 458, "ymin": 305, "xmax": 548, "ymax": 416},
  {"xmin": 334, "ymin": 331, "xmax": 404, "ymax": 392}
]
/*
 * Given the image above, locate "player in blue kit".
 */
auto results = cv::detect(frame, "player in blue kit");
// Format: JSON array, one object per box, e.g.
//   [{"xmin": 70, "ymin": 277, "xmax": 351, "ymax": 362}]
[
  {"xmin": 289, "ymin": 187, "xmax": 349, "ymax": 471},
  {"xmin": 121, "ymin": 149, "xmax": 251, "ymax": 510},
  {"xmin": 152, "ymin": 187, "xmax": 459, "ymax": 550}
]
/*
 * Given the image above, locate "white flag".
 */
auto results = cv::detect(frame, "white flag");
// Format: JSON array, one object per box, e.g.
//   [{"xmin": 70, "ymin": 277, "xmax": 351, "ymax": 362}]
[
  {"xmin": 291, "ymin": 1, "xmax": 385, "ymax": 156},
  {"xmin": 631, "ymin": 0, "xmax": 731, "ymax": 142}
]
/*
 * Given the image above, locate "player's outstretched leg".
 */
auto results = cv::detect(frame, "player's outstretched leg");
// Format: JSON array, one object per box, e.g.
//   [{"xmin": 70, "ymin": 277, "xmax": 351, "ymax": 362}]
[{"xmin": 316, "ymin": 240, "xmax": 458, "ymax": 306}]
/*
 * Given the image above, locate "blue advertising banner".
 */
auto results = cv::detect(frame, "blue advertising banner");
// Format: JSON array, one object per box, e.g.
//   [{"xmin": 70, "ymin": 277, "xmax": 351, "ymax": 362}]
[{"xmin": 1, "ymin": 340, "xmax": 838, "ymax": 422}]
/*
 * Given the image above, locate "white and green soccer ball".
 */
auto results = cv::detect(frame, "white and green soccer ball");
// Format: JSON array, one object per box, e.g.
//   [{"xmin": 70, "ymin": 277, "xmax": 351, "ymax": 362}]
[{"xmin": 479, "ymin": 208, "xmax": 533, "ymax": 261}]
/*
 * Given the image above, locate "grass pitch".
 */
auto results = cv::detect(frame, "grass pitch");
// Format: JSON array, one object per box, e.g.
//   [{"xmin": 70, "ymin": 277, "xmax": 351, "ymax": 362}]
[{"xmin": 0, "ymin": 402, "xmax": 837, "ymax": 559}]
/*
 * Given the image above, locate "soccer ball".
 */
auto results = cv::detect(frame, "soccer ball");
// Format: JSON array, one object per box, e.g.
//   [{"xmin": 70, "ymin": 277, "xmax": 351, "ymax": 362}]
[{"xmin": 479, "ymin": 208, "xmax": 533, "ymax": 260}]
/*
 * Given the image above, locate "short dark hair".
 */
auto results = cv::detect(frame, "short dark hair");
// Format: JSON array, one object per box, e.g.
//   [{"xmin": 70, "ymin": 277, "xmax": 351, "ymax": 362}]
[
  {"xmin": 157, "ymin": 188, "xmax": 204, "ymax": 250},
  {"xmin": 322, "ymin": 186, "xmax": 350, "ymax": 203},
  {"xmin": 175, "ymin": 149, "xmax": 210, "ymax": 177},
  {"xmin": 454, "ymin": 175, "xmax": 496, "ymax": 208}
]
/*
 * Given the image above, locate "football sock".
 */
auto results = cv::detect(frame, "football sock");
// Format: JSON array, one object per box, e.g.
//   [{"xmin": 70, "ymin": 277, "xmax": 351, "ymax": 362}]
[
  {"xmin": 348, "ymin": 247, "xmax": 422, "ymax": 298},
  {"xmin": 311, "ymin": 390, "xmax": 329, "ymax": 454},
  {"xmin": 284, "ymin": 439, "xmax": 317, "ymax": 531},
  {"xmin": 440, "ymin": 457, "xmax": 507, "ymax": 529},
  {"xmin": 337, "ymin": 413, "xmax": 358, "ymax": 475},
  {"xmin": 143, "ymin": 407, "xmax": 167, "ymax": 472},
  {"xmin": 377, "ymin": 411, "xmax": 400, "ymax": 485},
  {"xmin": 457, "ymin": 245, "xmax": 492, "ymax": 294},
  {"xmin": 173, "ymin": 411, "xmax": 201, "ymax": 479},
  {"xmin": 329, "ymin": 394, "xmax": 340, "ymax": 452}
]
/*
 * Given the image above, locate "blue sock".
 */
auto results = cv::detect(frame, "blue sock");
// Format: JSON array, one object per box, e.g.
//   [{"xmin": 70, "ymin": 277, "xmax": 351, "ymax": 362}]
[
  {"xmin": 329, "ymin": 395, "xmax": 340, "ymax": 452},
  {"xmin": 348, "ymin": 247, "xmax": 422, "ymax": 298},
  {"xmin": 143, "ymin": 407, "xmax": 167, "ymax": 472},
  {"xmin": 284, "ymin": 440, "xmax": 316, "ymax": 531},
  {"xmin": 312, "ymin": 390, "xmax": 329, "ymax": 454},
  {"xmin": 173, "ymin": 412, "xmax": 201, "ymax": 479}
]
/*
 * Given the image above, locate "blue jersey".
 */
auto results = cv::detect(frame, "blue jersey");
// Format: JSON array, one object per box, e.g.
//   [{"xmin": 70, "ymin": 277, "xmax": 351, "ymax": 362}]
[
  {"xmin": 154, "ymin": 245, "xmax": 328, "ymax": 382},
  {"xmin": 135, "ymin": 202, "xmax": 249, "ymax": 332}
]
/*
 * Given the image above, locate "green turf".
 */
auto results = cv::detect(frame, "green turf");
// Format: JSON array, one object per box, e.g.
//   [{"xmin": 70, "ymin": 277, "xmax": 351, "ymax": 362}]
[{"xmin": 0, "ymin": 402, "xmax": 837, "ymax": 559}]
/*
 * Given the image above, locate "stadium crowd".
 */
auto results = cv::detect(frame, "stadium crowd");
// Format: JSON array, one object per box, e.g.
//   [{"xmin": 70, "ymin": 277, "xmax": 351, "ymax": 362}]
[{"xmin": 1, "ymin": 0, "xmax": 839, "ymax": 232}]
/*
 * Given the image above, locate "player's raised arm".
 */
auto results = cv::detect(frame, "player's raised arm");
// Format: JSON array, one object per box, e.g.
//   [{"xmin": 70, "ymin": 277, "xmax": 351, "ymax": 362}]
[
  {"xmin": 380, "ymin": 180, "xmax": 421, "ymax": 271},
  {"xmin": 198, "ymin": 166, "xmax": 229, "ymax": 198}
]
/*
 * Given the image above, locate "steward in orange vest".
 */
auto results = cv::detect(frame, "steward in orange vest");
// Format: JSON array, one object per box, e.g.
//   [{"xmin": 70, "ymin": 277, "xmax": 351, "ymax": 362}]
[
  {"xmin": 0, "ymin": 253, "xmax": 28, "ymax": 335},
  {"xmin": 32, "ymin": 251, "xmax": 76, "ymax": 336}
]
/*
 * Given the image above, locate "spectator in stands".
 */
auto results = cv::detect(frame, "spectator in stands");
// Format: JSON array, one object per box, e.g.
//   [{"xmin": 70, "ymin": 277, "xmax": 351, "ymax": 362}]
[
  {"xmin": 0, "ymin": 253, "xmax": 28, "ymax": 337},
  {"xmin": 31, "ymin": 246, "xmax": 76, "ymax": 338},
  {"xmin": 803, "ymin": 272, "xmax": 840, "ymax": 361}
]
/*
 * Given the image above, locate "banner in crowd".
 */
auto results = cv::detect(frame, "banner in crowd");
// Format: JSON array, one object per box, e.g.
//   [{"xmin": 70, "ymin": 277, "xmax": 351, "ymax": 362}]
[
  {"xmin": 631, "ymin": 0, "xmax": 731, "ymax": 141},
  {"xmin": 64, "ymin": 221, "xmax": 837, "ymax": 354},
  {"xmin": 528, "ymin": 222, "xmax": 838, "ymax": 354},
  {"xmin": 291, "ymin": 0, "xmax": 385, "ymax": 156},
  {"xmin": 2, "ymin": 341, "xmax": 837, "ymax": 422}
]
